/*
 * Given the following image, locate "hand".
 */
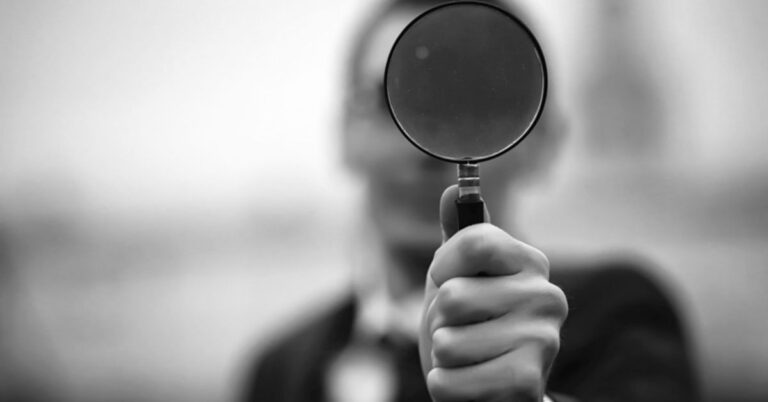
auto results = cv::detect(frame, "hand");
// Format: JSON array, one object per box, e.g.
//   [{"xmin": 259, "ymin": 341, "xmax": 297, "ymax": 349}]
[{"xmin": 419, "ymin": 185, "xmax": 568, "ymax": 401}]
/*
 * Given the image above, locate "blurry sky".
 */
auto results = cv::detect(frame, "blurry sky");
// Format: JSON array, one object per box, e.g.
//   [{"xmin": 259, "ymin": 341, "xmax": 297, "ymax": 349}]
[{"xmin": 1, "ymin": 1, "xmax": 768, "ymax": 401}]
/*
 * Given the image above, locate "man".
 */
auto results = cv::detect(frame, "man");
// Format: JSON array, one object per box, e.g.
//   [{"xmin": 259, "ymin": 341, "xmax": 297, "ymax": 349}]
[{"xmin": 245, "ymin": 0, "xmax": 698, "ymax": 401}]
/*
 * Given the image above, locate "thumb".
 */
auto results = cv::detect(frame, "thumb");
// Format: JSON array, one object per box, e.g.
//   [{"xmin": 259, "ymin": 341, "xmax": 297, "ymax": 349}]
[{"xmin": 439, "ymin": 184, "xmax": 490, "ymax": 243}]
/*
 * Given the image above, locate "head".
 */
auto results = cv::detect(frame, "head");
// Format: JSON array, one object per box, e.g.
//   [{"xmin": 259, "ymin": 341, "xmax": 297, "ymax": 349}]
[{"xmin": 341, "ymin": 0, "xmax": 564, "ymax": 258}]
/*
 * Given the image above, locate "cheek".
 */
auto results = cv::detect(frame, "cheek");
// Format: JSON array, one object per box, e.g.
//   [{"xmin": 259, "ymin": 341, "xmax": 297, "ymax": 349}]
[{"xmin": 344, "ymin": 120, "xmax": 408, "ymax": 171}]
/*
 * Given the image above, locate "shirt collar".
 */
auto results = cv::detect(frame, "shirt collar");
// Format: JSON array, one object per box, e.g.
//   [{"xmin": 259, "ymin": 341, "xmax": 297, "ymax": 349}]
[{"xmin": 349, "ymin": 223, "xmax": 424, "ymax": 343}]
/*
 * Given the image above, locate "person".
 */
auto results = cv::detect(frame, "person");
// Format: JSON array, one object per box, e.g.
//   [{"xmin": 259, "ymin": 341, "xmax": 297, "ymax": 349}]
[{"xmin": 243, "ymin": 0, "xmax": 698, "ymax": 401}]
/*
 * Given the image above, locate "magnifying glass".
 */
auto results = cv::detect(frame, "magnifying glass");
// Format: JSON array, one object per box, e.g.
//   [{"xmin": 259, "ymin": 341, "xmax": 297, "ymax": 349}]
[{"xmin": 385, "ymin": 1, "xmax": 547, "ymax": 229}]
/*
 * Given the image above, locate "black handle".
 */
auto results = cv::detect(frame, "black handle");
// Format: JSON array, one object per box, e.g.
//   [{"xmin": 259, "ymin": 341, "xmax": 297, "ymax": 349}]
[
  {"xmin": 455, "ymin": 163, "xmax": 485, "ymax": 230},
  {"xmin": 456, "ymin": 196, "xmax": 485, "ymax": 229}
]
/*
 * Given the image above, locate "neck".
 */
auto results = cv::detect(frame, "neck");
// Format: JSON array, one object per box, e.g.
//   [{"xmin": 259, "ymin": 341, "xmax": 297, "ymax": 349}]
[{"xmin": 383, "ymin": 243, "xmax": 434, "ymax": 298}]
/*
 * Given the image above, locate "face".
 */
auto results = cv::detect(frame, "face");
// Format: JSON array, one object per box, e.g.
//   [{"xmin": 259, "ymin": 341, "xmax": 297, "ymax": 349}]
[{"xmin": 342, "ymin": 6, "xmax": 557, "ymax": 252}]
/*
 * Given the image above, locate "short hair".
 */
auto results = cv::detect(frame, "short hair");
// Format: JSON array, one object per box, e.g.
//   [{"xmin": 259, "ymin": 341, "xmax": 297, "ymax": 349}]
[{"xmin": 344, "ymin": 0, "xmax": 529, "ymax": 92}]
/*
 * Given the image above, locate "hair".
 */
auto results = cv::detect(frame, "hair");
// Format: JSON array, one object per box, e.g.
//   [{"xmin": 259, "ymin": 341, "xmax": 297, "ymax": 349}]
[{"xmin": 343, "ymin": 0, "xmax": 530, "ymax": 92}]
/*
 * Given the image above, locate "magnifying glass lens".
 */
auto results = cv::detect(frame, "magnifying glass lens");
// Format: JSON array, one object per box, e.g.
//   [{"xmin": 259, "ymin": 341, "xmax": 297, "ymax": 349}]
[
  {"xmin": 385, "ymin": 2, "xmax": 546, "ymax": 163},
  {"xmin": 385, "ymin": 2, "xmax": 547, "ymax": 229}
]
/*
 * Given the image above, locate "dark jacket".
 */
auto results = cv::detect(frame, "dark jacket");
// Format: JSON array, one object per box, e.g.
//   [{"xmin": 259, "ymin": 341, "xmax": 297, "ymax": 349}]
[{"xmin": 244, "ymin": 258, "xmax": 698, "ymax": 401}]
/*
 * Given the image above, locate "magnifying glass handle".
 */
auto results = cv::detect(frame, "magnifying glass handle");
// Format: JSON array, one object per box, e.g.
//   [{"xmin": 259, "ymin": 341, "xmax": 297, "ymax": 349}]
[
  {"xmin": 456, "ymin": 163, "xmax": 486, "ymax": 229},
  {"xmin": 457, "ymin": 196, "xmax": 485, "ymax": 229}
]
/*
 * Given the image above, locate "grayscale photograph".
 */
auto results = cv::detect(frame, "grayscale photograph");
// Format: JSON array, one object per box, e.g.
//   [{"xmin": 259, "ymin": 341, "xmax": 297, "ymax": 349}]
[{"xmin": 1, "ymin": 1, "xmax": 766, "ymax": 401}]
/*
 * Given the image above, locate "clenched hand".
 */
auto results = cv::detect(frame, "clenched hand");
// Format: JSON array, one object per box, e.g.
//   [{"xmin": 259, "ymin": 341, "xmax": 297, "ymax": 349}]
[{"xmin": 419, "ymin": 185, "xmax": 568, "ymax": 401}]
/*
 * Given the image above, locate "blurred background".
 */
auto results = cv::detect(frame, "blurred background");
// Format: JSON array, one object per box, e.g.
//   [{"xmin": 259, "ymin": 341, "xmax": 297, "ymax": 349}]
[{"xmin": 1, "ymin": 0, "xmax": 767, "ymax": 401}]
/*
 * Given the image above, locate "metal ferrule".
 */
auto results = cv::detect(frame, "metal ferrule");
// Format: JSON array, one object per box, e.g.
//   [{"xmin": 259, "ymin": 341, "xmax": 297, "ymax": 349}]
[{"xmin": 457, "ymin": 163, "xmax": 481, "ymax": 201}]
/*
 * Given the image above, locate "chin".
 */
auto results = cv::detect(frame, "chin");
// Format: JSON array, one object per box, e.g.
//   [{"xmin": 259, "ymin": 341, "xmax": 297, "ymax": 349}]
[{"xmin": 366, "ymin": 180, "xmax": 447, "ymax": 252}]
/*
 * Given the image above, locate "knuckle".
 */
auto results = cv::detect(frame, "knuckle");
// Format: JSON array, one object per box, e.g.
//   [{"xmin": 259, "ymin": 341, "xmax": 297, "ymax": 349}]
[
  {"xmin": 437, "ymin": 278, "xmax": 468, "ymax": 314},
  {"xmin": 518, "ymin": 245, "xmax": 549, "ymax": 276},
  {"xmin": 543, "ymin": 283, "xmax": 569, "ymax": 322},
  {"xmin": 539, "ymin": 325, "xmax": 562, "ymax": 360},
  {"xmin": 426, "ymin": 369, "xmax": 452, "ymax": 400},
  {"xmin": 431, "ymin": 327, "xmax": 456, "ymax": 364},
  {"xmin": 493, "ymin": 239, "xmax": 549, "ymax": 277},
  {"xmin": 529, "ymin": 246, "xmax": 550, "ymax": 272},
  {"xmin": 528, "ymin": 280, "xmax": 569, "ymax": 321},
  {"xmin": 457, "ymin": 226, "xmax": 491, "ymax": 261}
]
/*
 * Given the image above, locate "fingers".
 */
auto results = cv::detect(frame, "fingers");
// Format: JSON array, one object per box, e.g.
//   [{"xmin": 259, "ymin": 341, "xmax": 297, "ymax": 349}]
[
  {"xmin": 429, "ymin": 223, "xmax": 550, "ymax": 287},
  {"xmin": 427, "ymin": 344, "xmax": 548, "ymax": 402},
  {"xmin": 425, "ymin": 276, "xmax": 567, "ymax": 368},
  {"xmin": 431, "ymin": 317, "xmax": 561, "ymax": 369},
  {"xmin": 425, "ymin": 275, "xmax": 567, "ymax": 334}
]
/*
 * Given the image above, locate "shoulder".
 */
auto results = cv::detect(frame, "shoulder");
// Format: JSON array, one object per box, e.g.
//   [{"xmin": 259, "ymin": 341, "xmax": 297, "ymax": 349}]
[
  {"xmin": 240, "ymin": 295, "xmax": 357, "ymax": 402},
  {"xmin": 550, "ymin": 253, "xmax": 687, "ymax": 347},
  {"xmin": 550, "ymin": 253, "xmax": 681, "ymax": 321},
  {"xmin": 547, "ymin": 253, "xmax": 699, "ymax": 400}
]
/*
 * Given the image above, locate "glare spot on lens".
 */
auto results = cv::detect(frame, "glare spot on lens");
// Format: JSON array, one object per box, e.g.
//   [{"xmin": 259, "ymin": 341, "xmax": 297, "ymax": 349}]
[{"xmin": 415, "ymin": 45, "xmax": 430, "ymax": 60}]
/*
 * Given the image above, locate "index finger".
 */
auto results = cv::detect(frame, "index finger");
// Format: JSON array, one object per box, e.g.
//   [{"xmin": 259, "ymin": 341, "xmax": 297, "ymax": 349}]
[{"xmin": 429, "ymin": 224, "xmax": 549, "ymax": 287}]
